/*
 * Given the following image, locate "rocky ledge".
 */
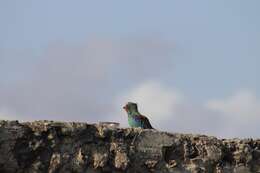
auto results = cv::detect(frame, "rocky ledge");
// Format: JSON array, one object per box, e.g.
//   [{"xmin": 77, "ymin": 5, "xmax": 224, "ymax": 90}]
[{"xmin": 0, "ymin": 120, "xmax": 259, "ymax": 173}]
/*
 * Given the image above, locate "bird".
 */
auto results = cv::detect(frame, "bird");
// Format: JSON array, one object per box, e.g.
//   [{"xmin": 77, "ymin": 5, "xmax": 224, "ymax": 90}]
[{"xmin": 123, "ymin": 102, "xmax": 154, "ymax": 129}]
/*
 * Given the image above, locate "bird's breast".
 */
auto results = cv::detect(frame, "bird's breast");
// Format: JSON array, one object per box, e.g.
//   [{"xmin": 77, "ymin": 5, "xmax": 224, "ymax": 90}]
[{"xmin": 128, "ymin": 116, "xmax": 141, "ymax": 127}]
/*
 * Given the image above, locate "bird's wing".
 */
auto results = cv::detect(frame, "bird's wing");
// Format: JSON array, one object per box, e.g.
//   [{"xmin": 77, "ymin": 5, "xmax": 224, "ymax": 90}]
[{"xmin": 137, "ymin": 115, "xmax": 153, "ymax": 129}]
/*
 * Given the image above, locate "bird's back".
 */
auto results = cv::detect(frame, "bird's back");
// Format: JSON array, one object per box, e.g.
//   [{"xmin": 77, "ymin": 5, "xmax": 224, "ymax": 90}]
[{"xmin": 129, "ymin": 114, "xmax": 153, "ymax": 129}]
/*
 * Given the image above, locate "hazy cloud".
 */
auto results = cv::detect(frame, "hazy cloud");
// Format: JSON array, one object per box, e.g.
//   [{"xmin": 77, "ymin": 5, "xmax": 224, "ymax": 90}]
[
  {"xmin": 205, "ymin": 89, "xmax": 260, "ymax": 138},
  {"xmin": 0, "ymin": 37, "xmax": 175, "ymax": 122},
  {"xmin": 114, "ymin": 81, "xmax": 221, "ymax": 135},
  {"xmin": 114, "ymin": 80, "xmax": 183, "ymax": 128},
  {"xmin": 206, "ymin": 89, "xmax": 260, "ymax": 118},
  {"xmin": 1, "ymin": 37, "xmax": 258, "ymax": 138},
  {"xmin": 114, "ymin": 81, "xmax": 259, "ymax": 138}
]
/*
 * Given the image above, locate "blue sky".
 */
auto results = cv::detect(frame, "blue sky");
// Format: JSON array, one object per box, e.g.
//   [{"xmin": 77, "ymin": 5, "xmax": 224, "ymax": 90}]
[{"xmin": 0, "ymin": 1, "xmax": 259, "ymax": 138}]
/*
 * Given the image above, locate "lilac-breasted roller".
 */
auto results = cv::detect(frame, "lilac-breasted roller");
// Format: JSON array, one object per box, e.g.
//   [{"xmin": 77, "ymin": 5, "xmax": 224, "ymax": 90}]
[{"xmin": 123, "ymin": 102, "xmax": 153, "ymax": 129}]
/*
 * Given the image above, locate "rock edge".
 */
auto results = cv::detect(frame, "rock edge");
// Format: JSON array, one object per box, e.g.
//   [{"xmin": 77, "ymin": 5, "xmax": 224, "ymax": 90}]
[{"xmin": 0, "ymin": 120, "xmax": 259, "ymax": 173}]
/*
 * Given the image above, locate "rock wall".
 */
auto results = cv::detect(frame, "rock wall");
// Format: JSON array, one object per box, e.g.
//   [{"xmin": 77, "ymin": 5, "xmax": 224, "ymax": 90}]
[{"xmin": 0, "ymin": 120, "xmax": 259, "ymax": 173}]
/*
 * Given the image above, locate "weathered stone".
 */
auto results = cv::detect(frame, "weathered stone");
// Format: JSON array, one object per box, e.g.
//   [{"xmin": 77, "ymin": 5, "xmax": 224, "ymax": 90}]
[
  {"xmin": 93, "ymin": 151, "xmax": 108, "ymax": 169},
  {"xmin": 145, "ymin": 159, "xmax": 158, "ymax": 169},
  {"xmin": 49, "ymin": 153, "xmax": 61, "ymax": 173},
  {"xmin": 114, "ymin": 150, "xmax": 129, "ymax": 170},
  {"xmin": 0, "ymin": 120, "xmax": 259, "ymax": 173}
]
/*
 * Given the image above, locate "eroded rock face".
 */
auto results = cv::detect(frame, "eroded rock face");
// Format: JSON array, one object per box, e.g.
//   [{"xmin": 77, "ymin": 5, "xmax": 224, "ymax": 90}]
[{"xmin": 0, "ymin": 120, "xmax": 259, "ymax": 173}]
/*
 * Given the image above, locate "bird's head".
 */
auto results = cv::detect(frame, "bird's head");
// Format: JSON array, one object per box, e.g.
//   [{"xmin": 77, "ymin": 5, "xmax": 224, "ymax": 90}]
[{"xmin": 123, "ymin": 102, "xmax": 138, "ymax": 114}]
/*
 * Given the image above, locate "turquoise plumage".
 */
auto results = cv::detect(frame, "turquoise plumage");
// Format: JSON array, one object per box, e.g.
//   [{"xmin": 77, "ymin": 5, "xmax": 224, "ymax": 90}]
[{"xmin": 123, "ymin": 102, "xmax": 153, "ymax": 129}]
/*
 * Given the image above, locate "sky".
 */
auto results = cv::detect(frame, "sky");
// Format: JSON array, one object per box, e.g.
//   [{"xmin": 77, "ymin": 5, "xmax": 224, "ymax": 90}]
[{"xmin": 0, "ymin": 0, "xmax": 259, "ymax": 138}]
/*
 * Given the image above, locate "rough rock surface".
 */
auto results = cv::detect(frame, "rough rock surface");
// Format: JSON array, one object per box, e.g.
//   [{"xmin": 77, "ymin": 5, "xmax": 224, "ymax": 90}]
[{"xmin": 0, "ymin": 120, "xmax": 260, "ymax": 173}]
